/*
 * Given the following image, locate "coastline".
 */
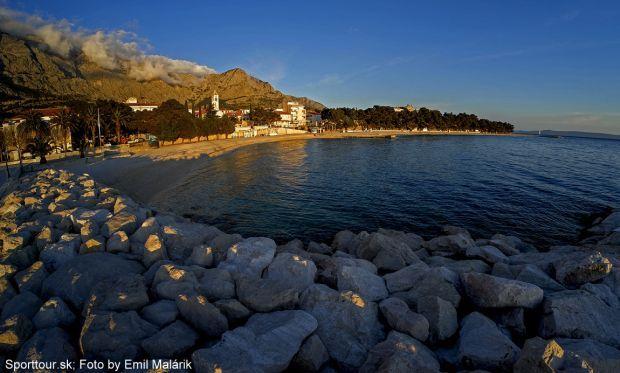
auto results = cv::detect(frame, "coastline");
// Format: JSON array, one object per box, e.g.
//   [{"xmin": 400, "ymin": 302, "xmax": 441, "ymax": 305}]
[{"xmin": 49, "ymin": 130, "xmax": 516, "ymax": 208}]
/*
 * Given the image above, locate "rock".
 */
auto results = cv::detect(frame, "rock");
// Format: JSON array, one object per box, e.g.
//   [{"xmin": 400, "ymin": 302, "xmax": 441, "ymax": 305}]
[
  {"xmin": 589, "ymin": 211, "xmax": 620, "ymax": 235},
  {"xmin": 71, "ymin": 208, "xmax": 112, "ymax": 230},
  {"xmin": 360, "ymin": 331, "xmax": 440, "ymax": 373},
  {"xmin": 0, "ymin": 279, "xmax": 17, "ymax": 309},
  {"xmin": 35, "ymin": 226, "xmax": 54, "ymax": 250},
  {"xmin": 539, "ymin": 290, "xmax": 620, "ymax": 347},
  {"xmin": 337, "ymin": 265, "xmax": 388, "ymax": 301},
  {"xmin": 393, "ymin": 267, "xmax": 461, "ymax": 308},
  {"xmin": 16, "ymin": 327, "xmax": 77, "ymax": 363},
  {"xmin": 315, "ymin": 256, "xmax": 378, "ymax": 288},
  {"xmin": 1, "ymin": 291, "xmax": 42, "ymax": 320},
  {"xmin": 79, "ymin": 236, "xmax": 106, "ymax": 254},
  {"xmin": 140, "ymin": 300, "xmax": 178, "ymax": 327},
  {"xmin": 466, "ymin": 245, "xmax": 509, "ymax": 264},
  {"xmin": 383, "ymin": 262, "xmax": 429, "ymax": 293},
  {"xmin": 0, "ymin": 263, "xmax": 18, "ymax": 280},
  {"xmin": 14, "ymin": 261, "xmax": 48, "ymax": 294},
  {"xmin": 42, "ymin": 252, "xmax": 144, "ymax": 309},
  {"xmin": 379, "ymin": 297, "xmax": 429, "ymax": 341},
  {"xmin": 192, "ymin": 310, "xmax": 317, "ymax": 373},
  {"xmin": 331, "ymin": 230, "xmax": 357, "ymax": 252},
  {"xmin": 581, "ymin": 282, "xmax": 620, "ymax": 308},
  {"xmin": 553, "ymin": 251, "xmax": 612, "ymax": 286},
  {"xmin": 307, "ymin": 241, "xmax": 332, "ymax": 255},
  {"xmin": 79, "ymin": 220, "xmax": 99, "ymax": 242},
  {"xmin": 291, "ymin": 334, "xmax": 330, "ymax": 372},
  {"xmin": 300, "ymin": 284, "xmax": 385, "ymax": 369},
  {"xmin": 32, "ymin": 297, "xmax": 76, "ymax": 329},
  {"xmin": 237, "ymin": 277, "xmax": 300, "ymax": 312},
  {"xmin": 377, "ymin": 228, "xmax": 424, "ymax": 251},
  {"xmin": 425, "ymin": 233, "xmax": 474, "ymax": 256},
  {"xmin": 489, "ymin": 234, "xmax": 522, "ymax": 256},
  {"xmin": 79, "ymin": 311, "xmax": 158, "ymax": 361},
  {"xmin": 515, "ymin": 264, "xmax": 565, "ymax": 293},
  {"xmin": 461, "ymin": 272, "xmax": 544, "ymax": 308},
  {"xmin": 101, "ymin": 211, "xmax": 138, "ymax": 238},
  {"xmin": 214, "ymin": 299, "xmax": 251, "ymax": 324},
  {"xmin": 130, "ymin": 217, "xmax": 160, "ymax": 244},
  {"xmin": 217, "ymin": 237, "xmax": 276, "ymax": 280},
  {"xmin": 176, "ymin": 293, "xmax": 228, "ymax": 337},
  {"xmin": 185, "ymin": 244, "xmax": 213, "ymax": 267},
  {"xmin": 142, "ymin": 233, "xmax": 166, "ymax": 267},
  {"xmin": 208, "ymin": 232, "xmax": 244, "ymax": 264},
  {"xmin": 354, "ymin": 232, "xmax": 420, "ymax": 271},
  {"xmin": 0, "ymin": 314, "xmax": 33, "ymax": 353},
  {"xmin": 152, "ymin": 263, "xmax": 197, "ymax": 286},
  {"xmin": 515, "ymin": 337, "xmax": 620, "ymax": 373},
  {"xmin": 265, "ymin": 252, "xmax": 317, "ymax": 292},
  {"xmin": 416, "ymin": 295, "xmax": 458, "ymax": 343},
  {"xmin": 83, "ymin": 274, "xmax": 149, "ymax": 316},
  {"xmin": 155, "ymin": 280, "xmax": 197, "ymax": 300},
  {"xmin": 197, "ymin": 268, "xmax": 235, "ymax": 300},
  {"xmin": 141, "ymin": 320, "xmax": 199, "ymax": 358},
  {"xmin": 39, "ymin": 241, "xmax": 77, "ymax": 272},
  {"xmin": 106, "ymin": 230, "xmax": 130, "ymax": 253},
  {"xmin": 162, "ymin": 222, "xmax": 222, "ymax": 261},
  {"xmin": 457, "ymin": 312, "xmax": 521, "ymax": 371}
]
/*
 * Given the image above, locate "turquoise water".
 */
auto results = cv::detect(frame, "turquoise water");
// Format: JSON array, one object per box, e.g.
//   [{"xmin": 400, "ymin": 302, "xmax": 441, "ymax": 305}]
[{"xmin": 180, "ymin": 135, "xmax": 620, "ymax": 247}]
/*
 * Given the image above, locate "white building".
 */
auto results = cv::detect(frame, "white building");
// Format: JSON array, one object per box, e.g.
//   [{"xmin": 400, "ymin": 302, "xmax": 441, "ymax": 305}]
[
  {"xmin": 273, "ymin": 101, "xmax": 306, "ymax": 128},
  {"xmin": 125, "ymin": 97, "xmax": 158, "ymax": 112},
  {"xmin": 211, "ymin": 92, "xmax": 224, "ymax": 117}
]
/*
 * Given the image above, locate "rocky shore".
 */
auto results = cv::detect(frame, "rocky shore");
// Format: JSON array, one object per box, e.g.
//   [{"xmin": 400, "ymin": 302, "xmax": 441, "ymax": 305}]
[{"xmin": 1, "ymin": 169, "xmax": 619, "ymax": 372}]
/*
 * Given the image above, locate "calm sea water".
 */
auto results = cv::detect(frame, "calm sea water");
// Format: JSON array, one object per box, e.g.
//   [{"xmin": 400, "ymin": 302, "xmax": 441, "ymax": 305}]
[{"xmin": 179, "ymin": 135, "xmax": 620, "ymax": 247}]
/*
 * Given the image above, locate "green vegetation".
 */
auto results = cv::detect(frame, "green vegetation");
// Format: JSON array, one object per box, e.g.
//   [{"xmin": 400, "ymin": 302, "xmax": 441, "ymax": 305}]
[
  {"xmin": 19, "ymin": 111, "xmax": 52, "ymax": 164},
  {"xmin": 321, "ymin": 106, "xmax": 514, "ymax": 133},
  {"xmin": 250, "ymin": 107, "xmax": 280, "ymax": 126}
]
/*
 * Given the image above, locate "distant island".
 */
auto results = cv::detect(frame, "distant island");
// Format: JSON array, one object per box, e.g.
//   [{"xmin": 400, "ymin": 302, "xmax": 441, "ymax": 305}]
[{"xmin": 517, "ymin": 130, "xmax": 620, "ymax": 141}]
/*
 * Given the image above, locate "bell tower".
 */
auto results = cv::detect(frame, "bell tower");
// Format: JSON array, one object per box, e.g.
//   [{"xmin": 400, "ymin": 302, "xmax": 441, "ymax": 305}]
[{"xmin": 211, "ymin": 91, "xmax": 220, "ymax": 112}]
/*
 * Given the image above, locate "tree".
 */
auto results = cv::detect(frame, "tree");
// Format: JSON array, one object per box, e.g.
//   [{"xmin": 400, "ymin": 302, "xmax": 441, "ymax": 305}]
[
  {"xmin": 18, "ymin": 111, "xmax": 51, "ymax": 164},
  {"xmin": 0, "ymin": 128, "xmax": 10, "ymax": 178},
  {"xmin": 50, "ymin": 107, "xmax": 71, "ymax": 153},
  {"xmin": 84, "ymin": 106, "xmax": 98, "ymax": 145},
  {"xmin": 67, "ymin": 111, "xmax": 89, "ymax": 158},
  {"xmin": 250, "ymin": 107, "xmax": 279, "ymax": 126},
  {"xmin": 112, "ymin": 107, "xmax": 130, "ymax": 144},
  {"xmin": 3, "ymin": 125, "xmax": 23, "ymax": 174},
  {"xmin": 150, "ymin": 99, "xmax": 197, "ymax": 143}
]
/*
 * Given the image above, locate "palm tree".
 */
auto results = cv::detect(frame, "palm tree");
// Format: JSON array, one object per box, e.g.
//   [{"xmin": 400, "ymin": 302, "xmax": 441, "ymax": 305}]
[
  {"xmin": 67, "ymin": 111, "xmax": 89, "ymax": 158},
  {"xmin": 112, "ymin": 107, "xmax": 128, "ymax": 144},
  {"xmin": 18, "ymin": 111, "xmax": 51, "ymax": 164},
  {"xmin": 84, "ymin": 106, "xmax": 98, "ymax": 146},
  {"xmin": 0, "ymin": 128, "xmax": 10, "ymax": 177},
  {"xmin": 50, "ymin": 107, "xmax": 70, "ymax": 153}
]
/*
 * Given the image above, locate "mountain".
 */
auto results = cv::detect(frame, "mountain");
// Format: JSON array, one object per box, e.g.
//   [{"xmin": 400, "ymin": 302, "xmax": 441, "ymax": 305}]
[{"xmin": 0, "ymin": 32, "xmax": 324, "ymax": 113}]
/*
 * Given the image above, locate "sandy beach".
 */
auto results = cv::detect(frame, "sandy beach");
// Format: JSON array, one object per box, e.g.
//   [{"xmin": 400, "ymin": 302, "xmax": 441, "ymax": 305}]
[{"xmin": 44, "ymin": 130, "xmax": 512, "ymax": 210}]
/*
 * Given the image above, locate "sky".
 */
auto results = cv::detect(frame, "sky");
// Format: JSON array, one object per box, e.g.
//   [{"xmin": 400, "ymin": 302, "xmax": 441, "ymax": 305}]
[{"xmin": 3, "ymin": 0, "xmax": 620, "ymax": 134}]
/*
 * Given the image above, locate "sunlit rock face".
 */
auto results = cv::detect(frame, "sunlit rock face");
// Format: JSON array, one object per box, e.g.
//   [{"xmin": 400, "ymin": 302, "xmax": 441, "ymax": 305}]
[{"xmin": 0, "ymin": 168, "xmax": 617, "ymax": 372}]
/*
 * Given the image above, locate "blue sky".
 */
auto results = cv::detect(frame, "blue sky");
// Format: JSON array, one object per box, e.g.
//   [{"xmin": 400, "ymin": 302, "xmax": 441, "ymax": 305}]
[{"xmin": 4, "ymin": 0, "xmax": 620, "ymax": 133}]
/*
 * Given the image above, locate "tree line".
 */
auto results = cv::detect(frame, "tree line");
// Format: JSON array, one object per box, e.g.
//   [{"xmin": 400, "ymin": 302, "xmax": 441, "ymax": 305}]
[
  {"xmin": 321, "ymin": 106, "xmax": 514, "ymax": 133},
  {"xmin": 0, "ymin": 99, "xmax": 236, "ymax": 171}
]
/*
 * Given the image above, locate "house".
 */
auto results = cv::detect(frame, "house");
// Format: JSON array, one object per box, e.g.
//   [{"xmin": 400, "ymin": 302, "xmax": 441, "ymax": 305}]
[
  {"xmin": 273, "ymin": 101, "xmax": 306, "ymax": 128},
  {"xmin": 125, "ymin": 97, "xmax": 158, "ymax": 112}
]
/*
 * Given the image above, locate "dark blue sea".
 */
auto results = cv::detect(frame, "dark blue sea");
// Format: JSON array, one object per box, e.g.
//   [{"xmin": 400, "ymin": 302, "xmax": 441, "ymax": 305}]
[{"xmin": 181, "ymin": 135, "xmax": 620, "ymax": 247}]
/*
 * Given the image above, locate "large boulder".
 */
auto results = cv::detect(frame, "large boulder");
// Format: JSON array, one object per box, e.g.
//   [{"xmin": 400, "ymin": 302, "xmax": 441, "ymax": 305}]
[
  {"xmin": 142, "ymin": 233, "xmax": 166, "ymax": 267},
  {"xmin": 39, "ymin": 240, "xmax": 78, "ymax": 272},
  {"xmin": 354, "ymin": 232, "xmax": 420, "ymax": 271},
  {"xmin": 379, "ymin": 297, "xmax": 429, "ymax": 341},
  {"xmin": 383, "ymin": 262, "xmax": 429, "ymax": 293},
  {"xmin": 176, "ymin": 293, "xmax": 228, "ymax": 337},
  {"xmin": 416, "ymin": 295, "xmax": 458, "ymax": 344},
  {"xmin": 197, "ymin": 268, "xmax": 235, "ymax": 301},
  {"xmin": 466, "ymin": 245, "xmax": 509, "ymax": 264},
  {"xmin": 33, "ymin": 297, "xmax": 76, "ymax": 329},
  {"xmin": 392, "ymin": 267, "xmax": 461, "ymax": 308},
  {"xmin": 265, "ymin": 252, "xmax": 317, "ymax": 292},
  {"xmin": 539, "ymin": 290, "xmax": 620, "ymax": 348},
  {"xmin": 217, "ymin": 237, "xmax": 276, "ymax": 280},
  {"xmin": 101, "ymin": 211, "xmax": 139, "ymax": 238},
  {"xmin": 130, "ymin": 217, "xmax": 160, "ymax": 244},
  {"xmin": 16, "ymin": 327, "xmax": 77, "ymax": 364},
  {"xmin": 162, "ymin": 222, "xmax": 222, "ymax": 261},
  {"xmin": 192, "ymin": 310, "xmax": 317, "ymax": 372},
  {"xmin": 588, "ymin": 211, "xmax": 620, "ymax": 235},
  {"xmin": 186, "ymin": 244, "xmax": 214, "ymax": 267},
  {"xmin": 1, "ymin": 291, "xmax": 42, "ymax": 320},
  {"xmin": 140, "ymin": 300, "xmax": 178, "ymax": 327},
  {"xmin": 515, "ymin": 337, "xmax": 620, "ymax": 373},
  {"xmin": 425, "ymin": 233, "xmax": 474, "ymax": 256},
  {"xmin": 79, "ymin": 311, "xmax": 158, "ymax": 361},
  {"xmin": 337, "ymin": 265, "xmax": 388, "ymax": 302},
  {"xmin": 0, "ymin": 279, "xmax": 16, "ymax": 309},
  {"xmin": 82, "ymin": 274, "xmax": 150, "ymax": 316},
  {"xmin": 359, "ymin": 331, "xmax": 440, "ymax": 373},
  {"xmin": 457, "ymin": 312, "xmax": 521, "ymax": 371},
  {"xmin": 237, "ymin": 278, "xmax": 299, "ymax": 312},
  {"xmin": 141, "ymin": 320, "xmax": 199, "ymax": 358},
  {"xmin": 515, "ymin": 264, "xmax": 565, "ymax": 293},
  {"xmin": 300, "ymin": 284, "xmax": 385, "ymax": 369},
  {"xmin": 42, "ymin": 253, "xmax": 144, "ymax": 309},
  {"xmin": 377, "ymin": 228, "xmax": 424, "ymax": 251},
  {"xmin": 14, "ymin": 261, "xmax": 48, "ymax": 294},
  {"xmin": 213, "ymin": 299, "xmax": 251, "ymax": 324},
  {"xmin": 290, "ymin": 334, "xmax": 330, "ymax": 372},
  {"xmin": 553, "ymin": 252, "xmax": 612, "ymax": 287},
  {"xmin": 461, "ymin": 272, "xmax": 544, "ymax": 308}
]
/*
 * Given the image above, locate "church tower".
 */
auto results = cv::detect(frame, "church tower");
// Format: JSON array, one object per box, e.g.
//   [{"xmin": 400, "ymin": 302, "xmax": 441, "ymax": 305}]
[{"xmin": 211, "ymin": 91, "xmax": 220, "ymax": 112}]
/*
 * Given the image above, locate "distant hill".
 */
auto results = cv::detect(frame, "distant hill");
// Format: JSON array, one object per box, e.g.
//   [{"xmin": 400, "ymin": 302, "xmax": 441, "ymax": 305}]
[
  {"xmin": 0, "ymin": 32, "xmax": 324, "ymax": 113},
  {"xmin": 516, "ymin": 130, "xmax": 620, "ymax": 141}
]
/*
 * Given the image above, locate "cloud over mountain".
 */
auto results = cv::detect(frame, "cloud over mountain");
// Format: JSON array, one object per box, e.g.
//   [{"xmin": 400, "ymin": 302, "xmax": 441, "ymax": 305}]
[{"xmin": 0, "ymin": 6, "xmax": 215, "ymax": 84}]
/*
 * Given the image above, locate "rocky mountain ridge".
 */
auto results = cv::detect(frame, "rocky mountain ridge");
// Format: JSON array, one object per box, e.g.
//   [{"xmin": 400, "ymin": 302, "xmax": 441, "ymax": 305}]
[{"xmin": 0, "ymin": 32, "xmax": 324, "ymax": 113}]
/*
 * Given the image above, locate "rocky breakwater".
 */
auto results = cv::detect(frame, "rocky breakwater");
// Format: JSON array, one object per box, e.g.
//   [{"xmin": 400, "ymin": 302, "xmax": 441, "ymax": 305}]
[{"xmin": 0, "ymin": 168, "xmax": 619, "ymax": 372}]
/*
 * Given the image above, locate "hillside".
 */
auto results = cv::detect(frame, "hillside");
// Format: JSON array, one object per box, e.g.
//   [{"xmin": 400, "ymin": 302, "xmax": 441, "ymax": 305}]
[{"xmin": 0, "ymin": 32, "xmax": 324, "ymax": 113}]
